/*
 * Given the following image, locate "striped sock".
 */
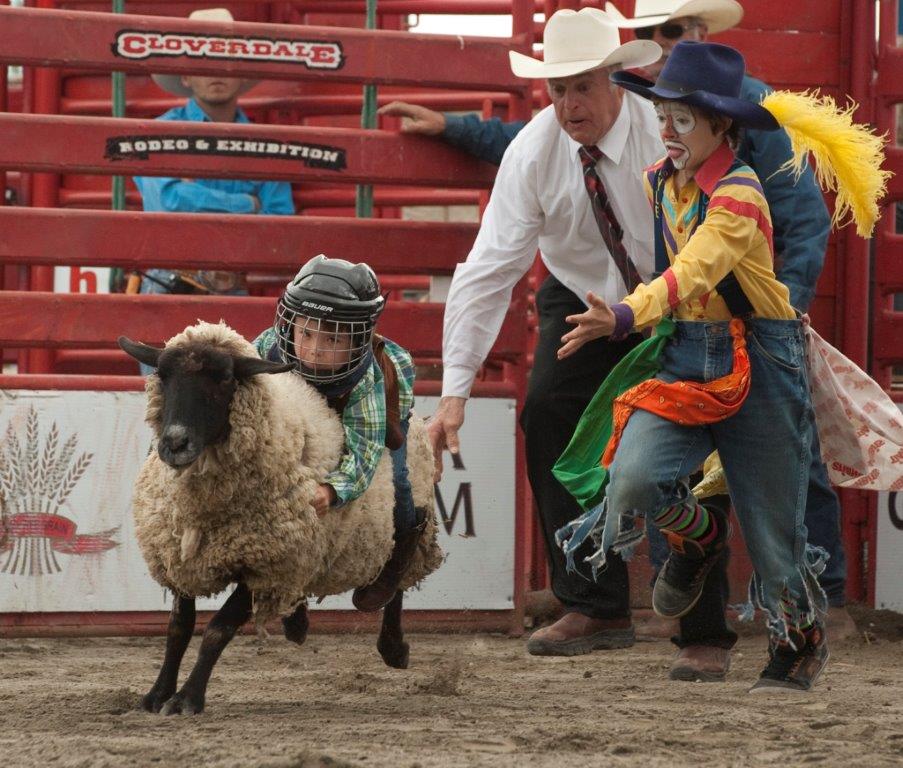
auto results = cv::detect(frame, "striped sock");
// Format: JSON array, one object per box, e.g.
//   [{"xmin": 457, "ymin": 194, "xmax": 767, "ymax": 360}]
[
  {"xmin": 653, "ymin": 502, "xmax": 718, "ymax": 545},
  {"xmin": 780, "ymin": 592, "xmax": 815, "ymax": 635}
]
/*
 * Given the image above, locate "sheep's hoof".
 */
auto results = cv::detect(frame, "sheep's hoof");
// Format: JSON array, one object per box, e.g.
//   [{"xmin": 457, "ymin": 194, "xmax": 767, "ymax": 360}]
[
  {"xmin": 160, "ymin": 690, "xmax": 205, "ymax": 716},
  {"xmin": 282, "ymin": 606, "xmax": 309, "ymax": 646},
  {"xmin": 140, "ymin": 687, "xmax": 174, "ymax": 713},
  {"xmin": 377, "ymin": 637, "xmax": 410, "ymax": 670}
]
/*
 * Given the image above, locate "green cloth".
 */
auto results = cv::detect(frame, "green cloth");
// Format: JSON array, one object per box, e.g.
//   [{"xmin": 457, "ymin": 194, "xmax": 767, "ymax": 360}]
[{"xmin": 552, "ymin": 319, "xmax": 676, "ymax": 511}]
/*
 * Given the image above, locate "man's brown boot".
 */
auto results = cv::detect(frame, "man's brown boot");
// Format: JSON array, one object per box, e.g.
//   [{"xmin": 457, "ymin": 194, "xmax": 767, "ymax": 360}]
[
  {"xmin": 669, "ymin": 645, "xmax": 731, "ymax": 682},
  {"xmin": 352, "ymin": 509, "xmax": 427, "ymax": 613},
  {"xmin": 526, "ymin": 611, "xmax": 635, "ymax": 656}
]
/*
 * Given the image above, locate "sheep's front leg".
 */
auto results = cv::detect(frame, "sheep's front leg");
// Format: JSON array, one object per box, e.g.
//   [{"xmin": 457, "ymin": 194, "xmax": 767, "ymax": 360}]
[
  {"xmin": 141, "ymin": 594, "xmax": 196, "ymax": 712},
  {"xmin": 377, "ymin": 590, "xmax": 409, "ymax": 669},
  {"xmin": 161, "ymin": 582, "xmax": 252, "ymax": 715}
]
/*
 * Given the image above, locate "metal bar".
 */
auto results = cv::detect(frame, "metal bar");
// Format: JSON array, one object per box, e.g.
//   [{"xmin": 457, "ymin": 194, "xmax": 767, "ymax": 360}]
[
  {"xmin": 0, "ymin": 6, "xmax": 527, "ymax": 93},
  {"xmin": 0, "ymin": 609, "xmax": 518, "ymax": 638},
  {"xmin": 27, "ymin": 25, "xmax": 60, "ymax": 375},
  {"xmin": 0, "ymin": 208, "xmax": 477, "ymax": 273},
  {"xmin": 111, "ymin": 0, "xmax": 127, "ymax": 214},
  {"xmin": 60, "ymin": 89, "xmax": 526, "ymax": 117},
  {"xmin": 356, "ymin": 0, "xmax": 377, "ymax": 218},
  {"xmin": 54, "ymin": 0, "xmax": 547, "ymax": 11},
  {"xmin": 0, "ymin": 292, "xmax": 525, "ymax": 358},
  {"xmin": 59, "ymin": 187, "xmax": 484, "ymax": 208},
  {"xmin": 0, "ymin": 113, "xmax": 498, "ymax": 188},
  {"xmin": 0, "ymin": 374, "xmax": 517, "ymax": 399}
]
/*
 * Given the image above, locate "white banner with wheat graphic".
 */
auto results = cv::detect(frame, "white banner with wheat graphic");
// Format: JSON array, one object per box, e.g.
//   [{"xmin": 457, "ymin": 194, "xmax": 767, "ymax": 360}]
[
  {"xmin": 0, "ymin": 390, "xmax": 172, "ymax": 612},
  {"xmin": 0, "ymin": 391, "xmax": 516, "ymax": 614}
]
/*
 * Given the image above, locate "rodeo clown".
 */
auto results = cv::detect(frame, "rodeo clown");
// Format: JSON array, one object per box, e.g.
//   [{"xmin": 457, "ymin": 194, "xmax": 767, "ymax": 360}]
[
  {"xmin": 553, "ymin": 41, "xmax": 889, "ymax": 693},
  {"xmin": 254, "ymin": 255, "xmax": 426, "ymax": 612}
]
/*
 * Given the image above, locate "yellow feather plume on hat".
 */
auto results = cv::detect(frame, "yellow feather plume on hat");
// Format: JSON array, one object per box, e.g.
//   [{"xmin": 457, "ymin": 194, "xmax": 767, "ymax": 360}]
[{"xmin": 760, "ymin": 90, "xmax": 892, "ymax": 238}]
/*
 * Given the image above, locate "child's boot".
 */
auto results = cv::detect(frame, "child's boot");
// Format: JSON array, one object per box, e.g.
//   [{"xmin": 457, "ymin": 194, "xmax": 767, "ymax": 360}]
[{"xmin": 352, "ymin": 508, "xmax": 427, "ymax": 612}]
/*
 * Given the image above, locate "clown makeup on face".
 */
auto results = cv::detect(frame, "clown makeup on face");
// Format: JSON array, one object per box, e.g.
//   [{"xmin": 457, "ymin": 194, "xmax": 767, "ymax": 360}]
[{"xmin": 654, "ymin": 101, "xmax": 728, "ymax": 176}]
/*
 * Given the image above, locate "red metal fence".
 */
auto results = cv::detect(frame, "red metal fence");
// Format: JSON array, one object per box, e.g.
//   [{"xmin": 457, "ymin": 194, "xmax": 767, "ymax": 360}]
[
  {"xmin": 0, "ymin": 0, "xmax": 536, "ymax": 633},
  {"xmin": 0, "ymin": 0, "xmax": 899, "ymax": 626}
]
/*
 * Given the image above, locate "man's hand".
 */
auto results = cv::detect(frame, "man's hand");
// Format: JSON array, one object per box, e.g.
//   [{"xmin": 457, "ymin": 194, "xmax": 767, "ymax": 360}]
[
  {"xmin": 558, "ymin": 291, "xmax": 616, "ymax": 360},
  {"xmin": 377, "ymin": 101, "xmax": 447, "ymax": 136},
  {"xmin": 426, "ymin": 396, "xmax": 466, "ymax": 483},
  {"xmin": 312, "ymin": 483, "xmax": 336, "ymax": 517}
]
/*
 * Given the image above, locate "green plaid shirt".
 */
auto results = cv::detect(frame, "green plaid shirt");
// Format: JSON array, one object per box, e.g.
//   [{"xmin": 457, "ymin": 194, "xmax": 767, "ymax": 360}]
[{"xmin": 254, "ymin": 328, "xmax": 415, "ymax": 505}]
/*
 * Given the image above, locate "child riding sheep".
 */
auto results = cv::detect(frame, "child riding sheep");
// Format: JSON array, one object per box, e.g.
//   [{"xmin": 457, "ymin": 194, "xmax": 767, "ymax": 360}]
[{"xmin": 254, "ymin": 255, "xmax": 427, "ymax": 612}]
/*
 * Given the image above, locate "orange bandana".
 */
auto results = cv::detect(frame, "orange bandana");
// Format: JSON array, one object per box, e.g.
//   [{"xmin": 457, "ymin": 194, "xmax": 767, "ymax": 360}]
[{"xmin": 602, "ymin": 319, "xmax": 751, "ymax": 468}]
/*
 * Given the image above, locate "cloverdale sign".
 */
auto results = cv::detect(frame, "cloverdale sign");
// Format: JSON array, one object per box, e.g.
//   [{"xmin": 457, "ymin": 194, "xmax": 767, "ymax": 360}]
[{"xmin": 112, "ymin": 29, "xmax": 344, "ymax": 70}]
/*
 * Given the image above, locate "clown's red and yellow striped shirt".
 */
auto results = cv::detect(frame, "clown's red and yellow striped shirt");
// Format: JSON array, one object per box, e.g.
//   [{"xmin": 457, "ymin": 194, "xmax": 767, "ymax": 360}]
[{"xmin": 619, "ymin": 141, "xmax": 795, "ymax": 331}]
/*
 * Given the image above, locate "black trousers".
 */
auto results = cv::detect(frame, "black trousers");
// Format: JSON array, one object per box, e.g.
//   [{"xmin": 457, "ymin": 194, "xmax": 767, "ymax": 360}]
[{"xmin": 520, "ymin": 277, "xmax": 736, "ymax": 647}]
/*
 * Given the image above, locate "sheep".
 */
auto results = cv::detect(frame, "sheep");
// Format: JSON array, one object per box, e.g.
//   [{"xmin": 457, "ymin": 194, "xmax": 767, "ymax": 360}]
[{"xmin": 119, "ymin": 321, "xmax": 443, "ymax": 715}]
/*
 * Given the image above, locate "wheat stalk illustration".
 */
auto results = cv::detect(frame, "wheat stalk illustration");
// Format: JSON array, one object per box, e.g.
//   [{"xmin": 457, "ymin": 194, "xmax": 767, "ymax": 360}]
[
  {"xmin": 35, "ymin": 422, "xmax": 58, "ymax": 502},
  {"xmin": 1, "ymin": 408, "xmax": 98, "ymax": 576},
  {"xmin": 25, "ymin": 408, "xmax": 39, "ymax": 517},
  {"xmin": 55, "ymin": 452, "xmax": 93, "ymax": 508},
  {"xmin": 3, "ymin": 425, "xmax": 25, "ymax": 516},
  {"xmin": 43, "ymin": 433, "xmax": 77, "ymax": 515}
]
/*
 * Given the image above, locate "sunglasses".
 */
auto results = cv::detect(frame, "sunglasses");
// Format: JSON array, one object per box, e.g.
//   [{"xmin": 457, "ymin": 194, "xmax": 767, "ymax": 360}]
[{"xmin": 635, "ymin": 21, "xmax": 702, "ymax": 40}]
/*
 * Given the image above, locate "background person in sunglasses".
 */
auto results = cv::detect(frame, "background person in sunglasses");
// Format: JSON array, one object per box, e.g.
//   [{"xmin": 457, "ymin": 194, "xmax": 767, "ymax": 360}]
[{"xmin": 380, "ymin": 0, "xmax": 850, "ymax": 682}]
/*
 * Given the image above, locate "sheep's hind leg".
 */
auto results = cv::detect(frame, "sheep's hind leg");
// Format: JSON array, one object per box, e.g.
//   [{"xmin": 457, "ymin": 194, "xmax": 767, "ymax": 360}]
[
  {"xmin": 282, "ymin": 600, "xmax": 309, "ymax": 645},
  {"xmin": 141, "ymin": 594, "xmax": 196, "ymax": 713},
  {"xmin": 377, "ymin": 590, "xmax": 409, "ymax": 669},
  {"xmin": 160, "ymin": 582, "xmax": 252, "ymax": 715}
]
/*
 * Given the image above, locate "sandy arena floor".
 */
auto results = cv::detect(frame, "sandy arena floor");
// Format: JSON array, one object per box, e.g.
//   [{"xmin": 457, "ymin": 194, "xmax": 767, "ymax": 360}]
[{"xmin": 0, "ymin": 612, "xmax": 901, "ymax": 768}]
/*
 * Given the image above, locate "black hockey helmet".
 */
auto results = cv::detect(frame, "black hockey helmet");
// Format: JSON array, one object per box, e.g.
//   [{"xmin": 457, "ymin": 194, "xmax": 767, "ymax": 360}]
[{"xmin": 274, "ymin": 254, "xmax": 385, "ymax": 385}]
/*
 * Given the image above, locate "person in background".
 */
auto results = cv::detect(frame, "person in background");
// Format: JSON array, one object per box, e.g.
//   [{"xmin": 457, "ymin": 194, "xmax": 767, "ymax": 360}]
[
  {"xmin": 133, "ymin": 8, "xmax": 295, "ymax": 305},
  {"xmin": 424, "ymin": 9, "xmax": 667, "ymax": 662},
  {"xmin": 382, "ymin": 0, "xmax": 852, "ymax": 684}
]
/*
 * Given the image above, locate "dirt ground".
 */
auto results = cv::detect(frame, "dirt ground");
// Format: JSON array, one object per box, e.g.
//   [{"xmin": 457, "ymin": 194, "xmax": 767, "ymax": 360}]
[{"xmin": 1, "ymin": 611, "xmax": 902, "ymax": 768}]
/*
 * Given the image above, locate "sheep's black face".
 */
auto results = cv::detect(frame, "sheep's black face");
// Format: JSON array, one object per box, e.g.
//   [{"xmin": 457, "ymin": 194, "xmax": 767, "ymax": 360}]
[
  {"xmin": 117, "ymin": 335, "xmax": 295, "ymax": 470},
  {"xmin": 156, "ymin": 345, "xmax": 238, "ymax": 468}
]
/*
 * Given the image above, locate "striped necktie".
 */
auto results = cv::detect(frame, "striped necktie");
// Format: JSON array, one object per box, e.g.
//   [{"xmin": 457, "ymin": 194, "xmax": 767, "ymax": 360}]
[{"xmin": 578, "ymin": 145, "xmax": 642, "ymax": 293}]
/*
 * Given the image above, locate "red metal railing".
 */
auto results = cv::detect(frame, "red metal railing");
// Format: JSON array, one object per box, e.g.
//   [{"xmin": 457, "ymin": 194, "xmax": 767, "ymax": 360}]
[{"xmin": 0, "ymin": 1, "xmax": 537, "ymax": 633}]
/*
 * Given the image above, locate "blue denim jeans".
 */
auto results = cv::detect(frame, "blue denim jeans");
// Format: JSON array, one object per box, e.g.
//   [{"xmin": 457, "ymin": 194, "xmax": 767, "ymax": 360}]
[
  {"xmin": 391, "ymin": 415, "xmax": 417, "ymax": 533},
  {"xmin": 605, "ymin": 319, "xmax": 825, "ymax": 637}
]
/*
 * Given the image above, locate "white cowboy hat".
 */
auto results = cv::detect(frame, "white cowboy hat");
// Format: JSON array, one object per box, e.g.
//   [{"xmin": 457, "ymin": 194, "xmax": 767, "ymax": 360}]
[
  {"xmin": 151, "ymin": 8, "xmax": 259, "ymax": 97},
  {"xmin": 509, "ymin": 8, "xmax": 662, "ymax": 80},
  {"xmin": 604, "ymin": 0, "xmax": 743, "ymax": 35}
]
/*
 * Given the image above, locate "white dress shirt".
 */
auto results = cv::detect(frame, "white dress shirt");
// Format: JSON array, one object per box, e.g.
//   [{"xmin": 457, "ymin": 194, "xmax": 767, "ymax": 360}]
[{"xmin": 442, "ymin": 92, "xmax": 664, "ymax": 398}]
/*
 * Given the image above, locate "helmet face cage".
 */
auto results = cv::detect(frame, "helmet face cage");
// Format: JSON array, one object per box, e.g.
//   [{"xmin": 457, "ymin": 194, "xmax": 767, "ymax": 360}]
[{"xmin": 275, "ymin": 300, "xmax": 375, "ymax": 385}]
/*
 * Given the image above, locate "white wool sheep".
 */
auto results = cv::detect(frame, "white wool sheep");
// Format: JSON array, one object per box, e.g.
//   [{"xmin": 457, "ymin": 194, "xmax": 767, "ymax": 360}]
[{"xmin": 131, "ymin": 321, "xmax": 443, "ymax": 626}]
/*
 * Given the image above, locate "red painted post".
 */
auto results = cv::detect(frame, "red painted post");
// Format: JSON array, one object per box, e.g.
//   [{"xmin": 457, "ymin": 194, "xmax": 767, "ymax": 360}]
[
  {"xmin": 27, "ymin": 1, "xmax": 61, "ymax": 374},
  {"xmin": 837, "ymin": 0, "xmax": 878, "ymax": 604}
]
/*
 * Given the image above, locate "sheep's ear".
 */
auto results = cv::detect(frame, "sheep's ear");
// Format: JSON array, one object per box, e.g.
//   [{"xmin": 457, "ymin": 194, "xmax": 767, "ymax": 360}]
[
  {"xmin": 118, "ymin": 336, "xmax": 163, "ymax": 368},
  {"xmin": 232, "ymin": 355, "xmax": 294, "ymax": 380}
]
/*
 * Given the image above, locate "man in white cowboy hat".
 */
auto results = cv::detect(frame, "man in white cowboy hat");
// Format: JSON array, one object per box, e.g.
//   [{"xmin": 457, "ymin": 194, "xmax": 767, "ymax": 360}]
[
  {"xmin": 390, "ymin": 0, "xmax": 849, "ymax": 683},
  {"xmin": 426, "ymin": 8, "xmax": 665, "ymax": 657},
  {"xmin": 133, "ymin": 7, "xmax": 294, "ymax": 317}
]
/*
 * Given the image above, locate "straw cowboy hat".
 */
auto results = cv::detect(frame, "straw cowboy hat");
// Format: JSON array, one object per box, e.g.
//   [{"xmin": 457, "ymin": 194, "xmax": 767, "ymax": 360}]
[
  {"xmin": 509, "ymin": 8, "xmax": 661, "ymax": 80},
  {"xmin": 604, "ymin": 0, "xmax": 743, "ymax": 35},
  {"xmin": 611, "ymin": 41, "xmax": 778, "ymax": 130},
  {"xmin": 152, "ymin": 8, "xmax": 259, "ymax": 97}
]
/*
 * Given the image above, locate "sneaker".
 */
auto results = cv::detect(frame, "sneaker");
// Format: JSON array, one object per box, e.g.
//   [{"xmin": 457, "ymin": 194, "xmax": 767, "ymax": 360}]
[
  {"xmin": 652, "ymin": 505, "xmax": 730, "ymax": 619},
  {"xmin": 749, "ymin": 624, "xmax": 829, "ymax": 694}
]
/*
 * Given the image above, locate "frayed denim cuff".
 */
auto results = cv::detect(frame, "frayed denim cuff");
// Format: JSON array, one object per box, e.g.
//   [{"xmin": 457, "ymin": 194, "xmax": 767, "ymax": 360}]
[{"xmin": 610, "ymin": 303, "xmax": 635, "ymax": 341}]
